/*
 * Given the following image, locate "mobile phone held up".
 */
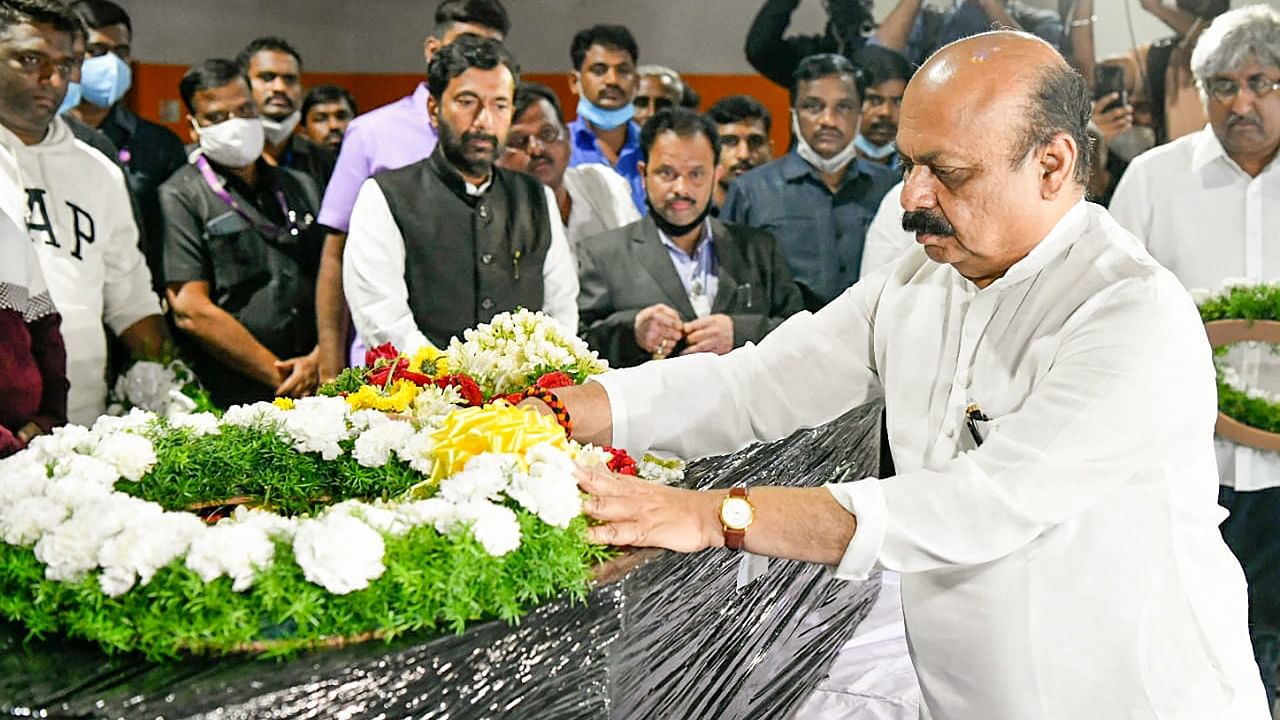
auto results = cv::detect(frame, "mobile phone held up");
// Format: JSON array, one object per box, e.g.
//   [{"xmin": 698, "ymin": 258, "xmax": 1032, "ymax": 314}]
[{"xmin": 1094, "ymin": 65, "xmax": 1128, "ymax": 112}]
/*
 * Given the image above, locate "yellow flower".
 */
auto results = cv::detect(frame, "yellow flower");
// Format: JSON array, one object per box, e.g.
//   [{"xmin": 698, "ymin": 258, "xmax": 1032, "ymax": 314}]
[
  {"xmin": 412, "ymin": 345, "xmax": 450, "ymax": 377},
  {"xmin": 272, "ymin": 397, "xmax": 295, "ymax": 411},
  {"xmin": 345, "ymin": 380, "xmax": 421, "ymax": 413},
  {"xmin": 429, "ymin": 404, "xmax": 568, "ymax": 481}
]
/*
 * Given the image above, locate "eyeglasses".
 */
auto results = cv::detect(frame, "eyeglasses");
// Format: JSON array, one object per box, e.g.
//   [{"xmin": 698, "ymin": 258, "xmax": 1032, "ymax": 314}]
[
  {"xmin": 1206, "ymin": 74, "xmax": 1280, "ymax": 104},
  {"xmin": 505, "ymin": 124, "xmax": 565, "ymax": 153}
]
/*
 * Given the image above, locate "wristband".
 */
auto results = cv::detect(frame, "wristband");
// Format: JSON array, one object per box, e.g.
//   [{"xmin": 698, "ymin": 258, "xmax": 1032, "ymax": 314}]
[{"xmin": 521, "ymin": 386, "xmax": 573, "ymax": 437}]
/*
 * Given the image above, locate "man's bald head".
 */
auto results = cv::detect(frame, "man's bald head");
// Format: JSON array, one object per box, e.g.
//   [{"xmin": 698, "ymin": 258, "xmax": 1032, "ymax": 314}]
[
  {"xmin": 909, "ymin": 31, "xmax": 1092, "ymax": 185},
  {"xmin": 897, "ymin": 32, "xmax": 1092, "ymax": 288}
]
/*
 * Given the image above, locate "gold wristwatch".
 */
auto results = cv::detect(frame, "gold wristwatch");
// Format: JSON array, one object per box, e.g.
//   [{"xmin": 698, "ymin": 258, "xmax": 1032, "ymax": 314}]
[{"xmin": 719, "ymin": 487, "xmax": 755, "ymax": 550}]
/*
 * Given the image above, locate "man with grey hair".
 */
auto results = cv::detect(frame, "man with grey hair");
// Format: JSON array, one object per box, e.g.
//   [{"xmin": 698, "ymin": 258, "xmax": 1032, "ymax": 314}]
[
  {"xmin": 1110, "ymin": 4, "xmax": 1280, "ymax": 704},
  {"xmin": 633, "ymin": 65, "xmax": 684, "ymax": 128}
]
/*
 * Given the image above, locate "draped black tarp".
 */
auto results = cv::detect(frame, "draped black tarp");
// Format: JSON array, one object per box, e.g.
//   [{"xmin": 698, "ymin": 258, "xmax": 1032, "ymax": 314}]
[{"xmin": 1, "ymin": 402, "xmax": 884, "ymax": 720}]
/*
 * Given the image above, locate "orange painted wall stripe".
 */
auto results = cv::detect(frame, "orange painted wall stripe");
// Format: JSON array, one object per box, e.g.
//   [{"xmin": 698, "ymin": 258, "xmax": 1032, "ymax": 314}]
[{"xmin": 131, "ymin": 64, "xmax": 794, "ymax": 154}]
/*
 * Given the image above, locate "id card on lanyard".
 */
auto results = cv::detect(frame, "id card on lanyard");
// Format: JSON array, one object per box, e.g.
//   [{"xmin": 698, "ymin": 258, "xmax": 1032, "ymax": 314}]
[{"xmin": 194, "ymin": 154, "xmax": 304, "ymax": 238}]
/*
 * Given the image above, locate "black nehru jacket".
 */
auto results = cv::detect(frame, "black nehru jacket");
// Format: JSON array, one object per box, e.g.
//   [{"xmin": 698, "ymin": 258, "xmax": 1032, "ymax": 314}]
[{"xmin": 372, "ymin": 148, "xmax": 552, "ymax": 348}]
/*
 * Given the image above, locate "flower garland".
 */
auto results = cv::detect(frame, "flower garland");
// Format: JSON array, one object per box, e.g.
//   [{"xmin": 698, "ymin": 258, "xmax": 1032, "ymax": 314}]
[
  {"xmin": 0, "ymin": 311, "xmax": 681, "ymax": 658},
  {"xmin": 1196, "ymin": 281, "xmax": 1280, "ymax": 434},
  {"xmin": 107, "ymin": 356, "xmax": 217, "ymax": 417}
]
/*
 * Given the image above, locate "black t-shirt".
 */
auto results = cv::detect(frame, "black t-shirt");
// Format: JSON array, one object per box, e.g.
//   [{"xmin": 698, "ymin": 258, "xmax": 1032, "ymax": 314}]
[{"xmin": 158, "ymin": 158, "xmax": 322, "ymax": 408}]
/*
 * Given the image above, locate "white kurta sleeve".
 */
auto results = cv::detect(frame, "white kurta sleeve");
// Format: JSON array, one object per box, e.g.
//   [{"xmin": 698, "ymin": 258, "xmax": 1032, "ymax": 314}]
[
  {"xmin": 101, "ymin": 167, "xmax": 161, "ymax": 335},
  {"xmin": 859, "ymin": 181, "xmax": 914, "ymax": 277},
  {"xmin": 593, "ymin": 270, "xmax": 887, "ymax": 459},
  {"xmin": 828, "ymin": 272, "xmax": 1216, "ymax": 579},
  {"xmin": 540, "ymin": 185, "xmax": 579, "ymax": 333},
  {"xmin": 343, "ymin": 178, "xmax": 430, "ymax": 354}
]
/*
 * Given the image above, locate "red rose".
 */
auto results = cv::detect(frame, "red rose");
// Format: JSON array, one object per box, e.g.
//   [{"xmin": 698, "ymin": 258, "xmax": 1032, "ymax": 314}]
[
  {"xmin": 434, "ymin": 374, "xmax": 485, "ymax": 407},
  {"xmin": 499, "ymin": 392, "xmax": 525, "ymax": 406},
  {"xmin": 365, "ymin": 342, "xmax": 399, "ymax": 367},
  {"xmin": 535, "ymin": 371, "xmax": 576, "ymax": 390},
  {"xmin": 367, "ymin": 357, "xmax": 409, "ymax": 387},
  {"xmin": 604, "ymin": 446, "xmax": 638, "ymax": 476}
]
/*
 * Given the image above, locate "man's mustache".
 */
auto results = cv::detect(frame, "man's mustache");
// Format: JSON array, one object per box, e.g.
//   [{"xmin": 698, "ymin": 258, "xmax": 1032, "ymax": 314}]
[
  {"xmin": 1228, "ymin": 113, "xmax": 1262, "ymax": 130},
  {"xmin": 902, "ymin": 208, "xmax": 956, "ymax": 237},
  {"xmin": 462, "ymin": 131, "xmax": 500, "ymax": 148}
]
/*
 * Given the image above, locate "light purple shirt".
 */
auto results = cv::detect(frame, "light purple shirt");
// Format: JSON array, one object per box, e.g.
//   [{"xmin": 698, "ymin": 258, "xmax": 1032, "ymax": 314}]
[{"xmin": 317, "ymin": 82, "xmax": 437, "ymax": 232}]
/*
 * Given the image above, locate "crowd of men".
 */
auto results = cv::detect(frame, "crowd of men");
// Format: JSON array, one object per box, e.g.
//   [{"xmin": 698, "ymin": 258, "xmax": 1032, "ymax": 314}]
[{"xmin": 0, "ymin": 0, "xmax": 1278, "ymax": 707}]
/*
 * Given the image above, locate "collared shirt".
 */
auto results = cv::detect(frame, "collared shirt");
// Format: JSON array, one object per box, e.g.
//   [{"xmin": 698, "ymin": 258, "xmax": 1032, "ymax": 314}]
[
  {"xmin": 1111, "ymin": 125, "xmax": 1280, "ymax": 492},
  {"xmin": 722, "ymin": 151, "xmax": 897, "ymax": 311},
  {"xmin": 567, "ymin": 117, "xmax": 646, "ymax": 214},
  {"xmin": 595, "ymin": 201, "xmax": 1267, "ymax": 719},
  {"xmin": 561, "ymin": 163, "xmax": 640, "ymax": 257},
  {"xmin": 859, "ymin": 180, "xmax": 914, "ymax": 278},
  {"xmin": 160, "ymin": 157, "xmax": 322, "ymax": 409},
  {"xmin": 343, "ymin": 175, "xmax": 578, "ymax": 354},
  {"xmin": 657, "ymin": 218, "xmax": 719, "ymax": 315},
  {"xmin": 317, "ymin": 82, "xmax": 437, "ymax": 232},
  {"xmin": 4, "ymin": 118, "xmax": 160, "ymax": 426}
]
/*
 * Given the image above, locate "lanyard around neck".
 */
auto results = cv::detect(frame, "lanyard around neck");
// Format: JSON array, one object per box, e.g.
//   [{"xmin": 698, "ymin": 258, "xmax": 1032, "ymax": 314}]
[{"xmin": 194, "ymin": 154, "xmax": 297, "ymax": 237}]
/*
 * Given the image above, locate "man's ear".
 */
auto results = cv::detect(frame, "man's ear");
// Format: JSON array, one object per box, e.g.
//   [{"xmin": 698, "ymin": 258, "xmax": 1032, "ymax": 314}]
[
  {"xmin": 1039, "ymin": 131, "xmax": 1078, "ymax": 199},
  {"xmin": 426, "ymin": 94, "xmax": 439, "ymax": 130},
  {"xmin": 186, "ymin": 115, "xmax": 200, "ymax": 144},
  {"xmin": 423, "ymin": 35, "xmax": 441, "ymax": 67},
  {"xmin": 568, "ymin": 71, "xmax": 582, "ymax": 98}
]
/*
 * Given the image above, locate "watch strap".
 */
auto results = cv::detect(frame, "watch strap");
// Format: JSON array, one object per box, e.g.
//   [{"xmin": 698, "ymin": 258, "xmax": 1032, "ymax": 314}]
[{"xmin": 723, "ymin": 486, "xmax": 750, "ymax": 551}]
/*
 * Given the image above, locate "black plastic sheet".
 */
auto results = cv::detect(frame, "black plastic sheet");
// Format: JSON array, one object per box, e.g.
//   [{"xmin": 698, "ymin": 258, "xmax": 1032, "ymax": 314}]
[{"xmin": 1, "ymin": 402, "xmax": 885, "ymax": 720}]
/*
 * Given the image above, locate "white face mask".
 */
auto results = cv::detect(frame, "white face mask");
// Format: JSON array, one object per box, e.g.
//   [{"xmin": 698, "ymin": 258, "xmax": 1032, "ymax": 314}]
[
  {"xmin": 194, "ymin": 117, "xmax": 265, "ymax": 168},
  {"xmin": 261, "ymin": 110, "xmax": 301, "ymax": 146},
  {"xmin": 792, "ymin": 110, "xmax": 861, "ymax": 175}
]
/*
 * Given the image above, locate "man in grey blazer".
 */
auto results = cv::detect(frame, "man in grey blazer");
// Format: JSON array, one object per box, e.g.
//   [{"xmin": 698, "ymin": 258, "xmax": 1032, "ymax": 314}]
[{"xmin": 578, "ymin": 108, "xmax": 803, "ymax": 369}]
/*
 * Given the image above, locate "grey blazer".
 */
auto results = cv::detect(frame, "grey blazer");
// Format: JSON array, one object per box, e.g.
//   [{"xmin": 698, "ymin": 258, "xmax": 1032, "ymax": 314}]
[{"xmin": 577, "ymin": 216, "xmax": 805, "ymax": 368}]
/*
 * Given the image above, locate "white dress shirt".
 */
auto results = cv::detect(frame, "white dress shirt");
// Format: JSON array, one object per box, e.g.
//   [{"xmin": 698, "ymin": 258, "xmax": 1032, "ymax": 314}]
[
  {"xmin": 595, "ymin": 201, "xmax": 1267, "ymax": 720},
  {"xmin": 343, "ymin": 178, "xmax": 578, "ymax": 354},
  {"xmin": 1111, "ymin": 125, "xmax": 1280, "ymax": 492},
  {"xmin": 561, "ymin": 164, "xmax": 639, "ymax": 256},
  {"xmin": 859, "ymin": 180, "xmax": 914, "ymax": 277}
]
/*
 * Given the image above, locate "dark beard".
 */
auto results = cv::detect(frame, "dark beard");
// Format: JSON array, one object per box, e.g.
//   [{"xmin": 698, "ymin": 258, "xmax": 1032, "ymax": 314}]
[{"xmin": 439, "ymin": 119, "xmax": 500, "ymax": 178}]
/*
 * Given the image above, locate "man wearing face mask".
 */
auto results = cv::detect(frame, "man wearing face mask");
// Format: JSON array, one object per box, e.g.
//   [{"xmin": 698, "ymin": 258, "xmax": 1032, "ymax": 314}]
[
  {"xmin": 65, "ymin": 0, "xmax": 184, "ymax": 289},
  {"xmin": 237, "ymin": 37, "xmax": 335, "ymax": 191},
  {"xmin": 0, "ymin": 0, "xmax": 168, "ymax": 426},
  {"xmin": 157, "ymin": 59, "xmax": 322, "ymax": 409},
  {"xmin": 497, "ymin": 81, "xmax": 637, "ymax": 258},
  {"xmin": 852, "ymin": 45, "xmax": 912, "ymax": 169},
  {"xmin": 577, "ymin": 108, "xmax": 802, "ymax": 369},
  {"xmin": 1110, "ymin": 7, "xmax": 1280, "ymax": 705},
  {"xmin": 567, "ymin": 24, "xmax": 647, "ymax": 213},
  {"xmin": 344, "ymin": 37, "xmax": 577, "ymax": 354},
  {"xmin": 723, "ymin": 54, "xmax": 897, "ymax": 312}
]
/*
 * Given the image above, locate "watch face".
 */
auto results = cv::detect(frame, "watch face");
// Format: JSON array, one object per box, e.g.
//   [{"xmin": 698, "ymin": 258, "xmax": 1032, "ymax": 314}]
[{"xmin": 721, "ymin": 497, "xmax": 754, "ymax": 530}]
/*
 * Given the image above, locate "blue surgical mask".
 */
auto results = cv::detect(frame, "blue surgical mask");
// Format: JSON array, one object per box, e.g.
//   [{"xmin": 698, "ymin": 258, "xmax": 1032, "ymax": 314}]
[
  {"xmin": 854, "ymin": 133, "xmax": 897, "ymax": 160},
  {"xmin": 57, "ymin": 81, "xmax": 82, "ymax": 115},
  {"xmin": 575, "ymin": 96, "xmax": 635, "ymax": 131},
  {"xmin": 80, "ymin": 52, "xmax": 132, "ymax": 108}
]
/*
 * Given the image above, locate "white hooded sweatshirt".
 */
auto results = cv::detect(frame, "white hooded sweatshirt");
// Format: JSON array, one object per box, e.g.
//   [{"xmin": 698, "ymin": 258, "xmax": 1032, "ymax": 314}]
[{"xmin": 0, "ymin": 118, "xmax": 160, "ymax": 425}]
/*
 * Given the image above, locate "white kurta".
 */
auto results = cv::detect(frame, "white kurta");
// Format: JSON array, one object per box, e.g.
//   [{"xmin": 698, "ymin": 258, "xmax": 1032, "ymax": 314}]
[
  {"xmin": 595, "ymin": 201, "xmax": 1268, "ymax": 720},
  {"xmin": 1111, "ymin": 125, "xmax": 1280, "ymax": 492}
]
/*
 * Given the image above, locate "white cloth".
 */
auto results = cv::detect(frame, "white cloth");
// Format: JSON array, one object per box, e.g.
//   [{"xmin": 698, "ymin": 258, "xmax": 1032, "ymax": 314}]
[
  {"xmin": 1111, "ymin": 125, "xmax": 1280, "ymax": 492},
  {"xmin": 595, "ymin": 201, "xmax": 1268, "ymax": 720},
  {"xmin": 2, "ymin": 119, "xmax": 159, "ymax": 426},
  {"xmin": 343, "ymin": 178, "xmax": 578, "ymax": 353},
  {"xmin": 560, "ymin": 163, "xmax": 639, "ymax": 256},
  {"xmin": 859, "ymin": 180, "xmax": 914, "ymax": 278}
]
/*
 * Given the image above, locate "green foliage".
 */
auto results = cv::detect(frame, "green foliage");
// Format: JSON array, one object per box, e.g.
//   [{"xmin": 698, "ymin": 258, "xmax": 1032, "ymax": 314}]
[
  {"xmin": 318, "ymin": 367, "xmax": 371, "ymax": 398},
  {"xmin": 121, "ymin": 425, "xmax": 423, "ymax": 516},
  {"xmin": 0, "ymin": 514, "xmax": 609, "ymax": 660},
  {"xmin": 1200, "ymin": 285, "xmax": 1280, "ymax": 433}
]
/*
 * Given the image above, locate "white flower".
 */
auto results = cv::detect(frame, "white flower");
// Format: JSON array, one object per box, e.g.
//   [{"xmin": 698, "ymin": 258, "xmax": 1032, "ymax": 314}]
[
  {"xmin": 227, "ymin": 505, "xmax": 298, "ymax": 540},
  {"xmin": 222, "ymin": 401, "xmax": 287, "ymax": 430},
  {"xmin": 24, "ymin": 424, "xmax": 95, "ymax": 465},
  {"xmin": 571, "ymin": 443, "xmax": 612, "ymax": 469},
  {"xmin": 281, "ymin": 396, "xmax": 351, "ymax": 460},
  {"xmin": 169, "ymin": 411, "xmax": 221, "ymax": 437},
  {"xmin": 438, "ymin": 453, "xmax": 521, "ymax": 505},
  {"xmin": 96, "ymin": 512, "xmax": 205, "ymax": 596},
  {"xmin": 508, "ymin": 444, "xmax": 581, "ymax": 528},
  {"xmin": 0, "ymin": 460, "xmax": 50, "ymax": 505},
  {"xmin": 163, "ymin": 389, "xmax": 199, "ymax": 417},
  {"xmin": 347, "ymin": 408, "xmax": 393, "ymax": 434},
  {"xmin": 394, "ymin": 429, "xmax": 437, "ymax": 476},
  {"xmin": 292, "ymin": 513, "xmax": 385, "ymax": 594},
  {"xmin": 45, "ymin": 473, "xmax": 116, "ymax": 512},
  {"xmin": 92, "ymin": 432, "xmax": 157, "ymax": 481},
  {"xmin": 636, "ymin": 455, "xmax": 686, "ymax": 486},
  {"xmin": 0, "ymin": 495, "xmax": 69, "ymax": 546},
  {"xmin": 352, "ymin": 420, "xmax": 417, "ymax": 468},
  {"xmin": 34, "ymin": 495, "xmax": 158, "ymax": 582},
  {"xmin": 185, "ymin": 521, "xmax": 277, "ymax": 591},
  {"xmin": 410, "ymin": 384, "xmax": 465, "ymax": 428},
  {"xmin": 329, "ymin": 499, "xmax": 409, "ymax": 536},
  {"xmin": 1188, "ymin": 287, "xmax": 1215, "ymax": 305},
  {"xmin": 51, "ymin": 453, "xmax": 121, "ymax": 488},
  {"xmin": 453, "ymin": 500, "xmax": 521, "ymax": 556},
  {"xmin": 394, "ymin": 498, "xmax": 458, "ymax": 531},
  {"xmin": 116, "ymin": 361, "xmax": 177, "ymax": 413},
  {"xmin": 91, "ymin": 407, "xmax": 156, "ymax": 437},
  {"xmin": 446, "ymin": 308, "xmax": 607, "ymax": 395}
]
